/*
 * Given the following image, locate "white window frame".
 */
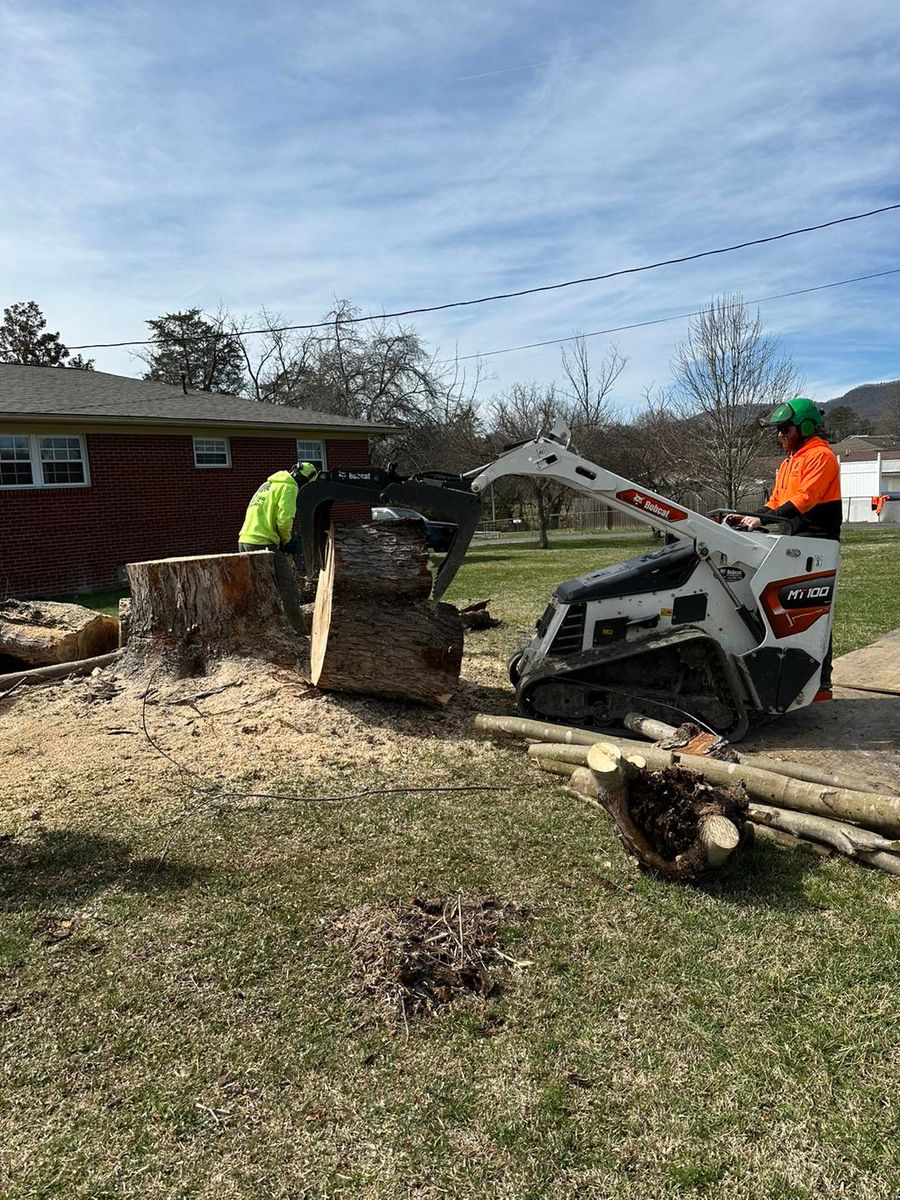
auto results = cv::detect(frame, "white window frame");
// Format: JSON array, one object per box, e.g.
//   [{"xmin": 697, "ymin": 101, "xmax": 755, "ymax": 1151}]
[
  {"xmin": 295, "ymin": 439, "xmax": 327, "ymax": 473},
  {"xmin": 192, "ymin": 436, "xmax": 232, "ymax": 469},
  {"xmin": 0, "ymin": 432, "xmax": 90, "ymax": 490}
]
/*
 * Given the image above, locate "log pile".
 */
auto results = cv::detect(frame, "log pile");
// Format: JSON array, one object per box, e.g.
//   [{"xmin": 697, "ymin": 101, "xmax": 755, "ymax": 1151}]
[
  {"xmin": 475, "ymin": 713, "xmax": 900, "ymax": 878},
  {"xmin": 310, "ymin": 519, "xmax": 464, "ymax": 706}
]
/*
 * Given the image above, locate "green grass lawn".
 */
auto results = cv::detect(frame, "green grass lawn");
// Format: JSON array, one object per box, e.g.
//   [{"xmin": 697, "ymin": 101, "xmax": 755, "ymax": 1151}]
[{"xmin": 4, "ymin": 527, "xmax": 899, "ymax": 1199}]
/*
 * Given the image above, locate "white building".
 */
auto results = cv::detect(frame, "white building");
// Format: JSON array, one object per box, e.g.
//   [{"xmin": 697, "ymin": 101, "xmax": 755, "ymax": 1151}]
[{"xmin": 833, "ymin": 436, "xmax": 900, "ymax": 522}]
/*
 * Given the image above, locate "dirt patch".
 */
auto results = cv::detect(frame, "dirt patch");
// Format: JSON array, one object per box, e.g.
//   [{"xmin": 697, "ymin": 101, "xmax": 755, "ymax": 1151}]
[{"xmin": 327, "ymin": 895, "xmax": 530, "ymax": 1026}]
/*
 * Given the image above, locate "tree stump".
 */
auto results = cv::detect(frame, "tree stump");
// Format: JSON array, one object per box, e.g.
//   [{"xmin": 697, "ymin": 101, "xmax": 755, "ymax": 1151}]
[
  {"xmin": 310, "ymin": 520, "xmax": 464, "ymax": 706},
  {"xmin": 583, "ymin": 743, "xmax": 750, "ymax": 880},
  {"xmin": 0, "ymin": 599, "xmax": 119, "ymax": 667},
  {"xmin": 124, "ymin": 552, "xmax": 303, "ymax": 676}
]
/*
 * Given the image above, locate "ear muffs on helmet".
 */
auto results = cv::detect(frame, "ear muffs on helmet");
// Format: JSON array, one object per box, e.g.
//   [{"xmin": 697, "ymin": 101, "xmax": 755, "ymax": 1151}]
[{"xmin": 769, "ymin": 397, "xmax": 823, "ymax": 438}]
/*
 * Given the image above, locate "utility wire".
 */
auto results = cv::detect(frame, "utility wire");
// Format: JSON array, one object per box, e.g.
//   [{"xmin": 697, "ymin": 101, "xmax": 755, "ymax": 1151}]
[
  {"xmin": 452, "ymin": 266, "xmax": 900, "ymax": 361},
  {"xmin": 68, "ymin": 201, "xmax": 900, "ymax": 350}
]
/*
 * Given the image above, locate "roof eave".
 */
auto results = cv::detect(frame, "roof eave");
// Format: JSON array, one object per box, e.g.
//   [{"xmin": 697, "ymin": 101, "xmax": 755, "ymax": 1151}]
[{"xmin": 0, "ymin": 410, "xmax": 400, "ymax": 435}]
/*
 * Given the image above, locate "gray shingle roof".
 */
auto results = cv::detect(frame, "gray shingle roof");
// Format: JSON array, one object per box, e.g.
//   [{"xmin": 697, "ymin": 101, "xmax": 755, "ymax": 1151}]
[{"xmin": 0, "ymin": 364, "xmax": 396, "ymax": 434}]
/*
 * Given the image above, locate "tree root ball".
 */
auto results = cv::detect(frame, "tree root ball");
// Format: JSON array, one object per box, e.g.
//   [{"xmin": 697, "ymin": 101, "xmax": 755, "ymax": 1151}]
[{"xmin": 623, "ymin": 766, "xmax": 750, "ymax": 879}]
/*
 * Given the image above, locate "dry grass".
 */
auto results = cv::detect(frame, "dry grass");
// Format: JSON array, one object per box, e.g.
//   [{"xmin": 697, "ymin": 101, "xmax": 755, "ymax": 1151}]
[{"xmin": 1, "ymin": 527, "xmax": 899, "ymax": 1199}]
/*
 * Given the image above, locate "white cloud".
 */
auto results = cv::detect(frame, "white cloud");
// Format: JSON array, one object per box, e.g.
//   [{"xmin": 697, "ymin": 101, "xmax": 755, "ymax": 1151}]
[{"xmin": 1, "ymin": 0, "xmax": 899, "ymax": 410}]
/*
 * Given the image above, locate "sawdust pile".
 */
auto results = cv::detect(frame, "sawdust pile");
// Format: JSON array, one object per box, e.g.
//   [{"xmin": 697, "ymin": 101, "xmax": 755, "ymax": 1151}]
[
  {"xmin": 627, "ymin": 766, "xmax": 749, "ymax": 860},
  {"xmin": 327, "ymin": 895, "xmax": 529, "ymax": 1025}
]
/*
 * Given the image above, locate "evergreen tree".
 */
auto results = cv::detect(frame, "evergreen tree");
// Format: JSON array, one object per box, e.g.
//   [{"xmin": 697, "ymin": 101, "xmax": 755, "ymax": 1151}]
[
  {"xmin": 0, "ymin": 300, "xmax": 93, "ymax": 368},
  {"xmin": 138, "ymin": 309, "xmax": 245, "ymax": 393}
]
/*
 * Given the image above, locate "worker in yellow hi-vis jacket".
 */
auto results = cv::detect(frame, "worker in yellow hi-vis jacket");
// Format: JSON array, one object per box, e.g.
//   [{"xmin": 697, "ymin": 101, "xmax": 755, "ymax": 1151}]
[{"xmin": 238, "ymin": 460, "xmax": 318, "ymax": 628}]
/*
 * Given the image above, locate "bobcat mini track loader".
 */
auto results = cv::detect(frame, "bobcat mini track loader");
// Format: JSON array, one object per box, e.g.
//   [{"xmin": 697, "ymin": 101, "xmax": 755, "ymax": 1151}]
[{"xmin": 299, "ymin": 425, "xmax": 839, "ymax": 740}]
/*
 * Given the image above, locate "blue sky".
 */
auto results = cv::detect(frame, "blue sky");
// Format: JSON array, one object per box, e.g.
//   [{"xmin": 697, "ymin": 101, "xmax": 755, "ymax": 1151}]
[{"xmin": 2, "ymin": 0, "xmax": 900, "ymax": 413}]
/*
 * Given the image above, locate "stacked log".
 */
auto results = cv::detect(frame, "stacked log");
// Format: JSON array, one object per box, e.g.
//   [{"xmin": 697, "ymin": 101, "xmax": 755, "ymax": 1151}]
[
  {"xmin": 475, "ymin": 713, "xmax": 900, "ymax": 877},
  {"xmin": 310, "ymin": 520, "xmax": 464, "ymax": 706}
]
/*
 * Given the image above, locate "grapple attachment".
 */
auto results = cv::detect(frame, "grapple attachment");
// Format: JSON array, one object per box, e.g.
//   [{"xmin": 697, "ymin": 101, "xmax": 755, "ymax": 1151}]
[{"xmin": 298, "ymin": 466, "xmax": 482, "ymax": 599}]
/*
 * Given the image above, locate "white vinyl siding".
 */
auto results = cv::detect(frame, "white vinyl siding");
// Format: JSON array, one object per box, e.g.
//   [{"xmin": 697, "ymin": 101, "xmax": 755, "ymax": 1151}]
[
  {"xmin": 193, "ymin": 436, "xmax": 231, "ymax": 468},
  {"xmin": 0, "ymin": 433, "xmax": 89, "ymax": 488},
  {"xmin": 295, "ymin": 439, "xmax": 326, "ymax": 473}
]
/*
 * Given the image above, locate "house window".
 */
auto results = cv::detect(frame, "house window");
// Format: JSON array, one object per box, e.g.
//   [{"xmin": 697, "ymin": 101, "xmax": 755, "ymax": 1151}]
[
  {"xmin": 0, "ymin": 435, "xmax": 34, "ymax": 486},
  {"xmin": 39, "ymin": 436, "xmax": 87, "ymax": 484},
  {"xmin": 193, "ymin": 437, "xmax": 231, "ymax": 468},
  {"xmin": 0, "ymin": 433, "xmax": 89, "ymax": 488},
  {"xmin": 296, "ymin": 439, "xmax": 326, "ymax": 473}
]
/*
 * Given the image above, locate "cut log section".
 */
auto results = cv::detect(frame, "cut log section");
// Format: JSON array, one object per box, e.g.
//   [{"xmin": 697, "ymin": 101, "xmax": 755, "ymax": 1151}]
[
  {"xmin": 322, "ymin": 519, "xmax": 433, "ymax": 601},
  {"xmin": 311, "ymin": 520, "xmax": 464, "ymax": 706},
  {"xmin": 0, "ymin": 599, "xmax": 119, "ymax": 667},
  {"xmin": 125, "ymin": 551, "xmax": 303, "ymax": 675}
]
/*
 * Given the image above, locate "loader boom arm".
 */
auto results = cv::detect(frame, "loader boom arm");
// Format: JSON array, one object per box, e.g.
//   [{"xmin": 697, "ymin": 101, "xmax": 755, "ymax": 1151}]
[
  {"xmin": 297, "ymin": 428, "xmax": 771, "ymax": 601},
  {"xmin": 465, "ymin": 430, "xmax": 769, "ymax": 568}
]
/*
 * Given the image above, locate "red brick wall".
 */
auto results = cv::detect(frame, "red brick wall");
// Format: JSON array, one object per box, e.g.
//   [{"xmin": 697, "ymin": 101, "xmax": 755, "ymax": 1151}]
[{"xmin": 0, "ymin": 432, "xmax": 371, "ymax": 597}]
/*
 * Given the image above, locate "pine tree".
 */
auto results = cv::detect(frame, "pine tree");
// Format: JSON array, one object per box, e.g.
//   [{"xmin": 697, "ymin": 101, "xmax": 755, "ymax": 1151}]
[{"xmin": 138, "ymin": 309, "xmax": 245, "ymax": 394}]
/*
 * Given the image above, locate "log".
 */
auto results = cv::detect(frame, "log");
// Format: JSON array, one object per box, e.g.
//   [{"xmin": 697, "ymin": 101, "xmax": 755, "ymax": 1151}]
[
  {"xmin": 748, "ymin": 811, "xmax": 900, "ymax": 874},
  {"xmin": 569, "ymin": 765, "xmax": 601, "ymax": 799},
  {"xmin": 525, "ymin": 739, "xmax": 900, "ymax": 837},
  {"xmin": 473, "ymin": 714, "xmax": 601, "ymax": 747},
  {"xmin": 751, "ymin": 824, "xmax": 832, "ymax": 857},
  {"xmin": 474, "ymin": 713, "xmax": 890, "ymax": 797},
  {"xmin": 623, "ymin": 712, "xmax": 882, "ymax": 794},
  {"xmin": 323, "ymin": 519, "xmax": 433, "ymax": 600},
  {"xmin": 310, "ymin": 521, "xmax": 463, "ymax": 707},
  {"xmin": 700, "ymin": 814, "xmax": 741, "ymax": 868},
  {"xmin": 0, "ymin": 599, "xmax": 118, "ymax": 666},
  {"xmin": 748, "ymin": 804, "xmax": 900, "ymax": 856},
  {"xmin": 125, "ymin": 552, "xmax": 302, "ymax": 675}
]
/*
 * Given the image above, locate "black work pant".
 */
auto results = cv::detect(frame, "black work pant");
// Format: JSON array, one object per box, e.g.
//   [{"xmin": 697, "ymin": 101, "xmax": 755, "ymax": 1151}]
[{"xmin": 821, "ymin": 634, "xmax": 833, "ymax": 688}]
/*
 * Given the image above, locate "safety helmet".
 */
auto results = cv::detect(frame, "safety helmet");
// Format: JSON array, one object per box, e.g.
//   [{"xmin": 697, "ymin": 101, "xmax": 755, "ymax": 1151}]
[
  {"xmin": 290, "ymin": 460, "xmax": 318, "ymax": 483},
  {"xmin": 768, "ymin": 397, "xmax": 824, "ymax": 438}
]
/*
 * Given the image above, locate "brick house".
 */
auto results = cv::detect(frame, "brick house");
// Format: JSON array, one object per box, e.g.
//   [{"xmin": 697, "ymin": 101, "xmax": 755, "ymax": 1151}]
[{"xmin": 0, "ymin": 365, "xmax": 393, "ymax": 597}]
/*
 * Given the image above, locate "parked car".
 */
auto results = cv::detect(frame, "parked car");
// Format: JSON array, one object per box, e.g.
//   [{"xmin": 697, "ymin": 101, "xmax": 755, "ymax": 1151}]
[{"xmin": 372, "ymin": 505, "xmax": 457, "ymax": 553}]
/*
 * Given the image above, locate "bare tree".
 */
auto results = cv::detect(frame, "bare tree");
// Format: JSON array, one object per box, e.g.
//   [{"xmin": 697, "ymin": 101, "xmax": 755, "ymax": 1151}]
[
  {"xmin": 670, "ymin": 295, "xmax": 800, "ymax": 507},
  {"xmin": 616, "ymin": 388, "xmax": 700, "ymax": 498},
  {"xmin": 875, "ymin": 393, "xmax": 900, "ymax": 438},
  {"xmin": 487, "ymin": 382, "xmax": 563, "ymax": 548},
  {"xmin": 560, "ymin": 337, "xmax": 626, "ymax": 458},
  {"xmin": 234, "ymin": 302, "xmax": 483, "ymax": 471}
]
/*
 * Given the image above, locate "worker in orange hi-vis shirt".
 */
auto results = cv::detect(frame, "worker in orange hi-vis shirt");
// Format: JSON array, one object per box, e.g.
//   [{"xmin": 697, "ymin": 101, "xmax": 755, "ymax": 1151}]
[{"xmin": 725, "ymin": 396, "xmax": 842, "ymax": 697}]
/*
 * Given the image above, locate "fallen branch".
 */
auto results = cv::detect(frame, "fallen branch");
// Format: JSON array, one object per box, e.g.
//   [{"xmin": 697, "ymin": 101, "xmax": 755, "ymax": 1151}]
[
  {"xmin": 751, "ymin": 823, "xmax": 832, "ymax": 857},
  {"xmin": 475, "ymin": 712, "xmax": 891, "ymax": 797},
  {"xmin": 0, "ymin": 649, "xmax": 123, "ymax": 694},
  {"xmin": 623, "ymin": 712, "xmax": 883, "ymax": 794},
  {"xmin": 749, "ymin": 803, "xmax": 900, "ymax": 855}
]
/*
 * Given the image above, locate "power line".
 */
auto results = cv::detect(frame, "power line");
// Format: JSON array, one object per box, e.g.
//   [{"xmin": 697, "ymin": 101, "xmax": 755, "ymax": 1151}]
[
  {"xmin": 68, "ymin": 201, "xmax": 900, "ymax": 351},
  {"xmin": 452, "ymin": 266, "xmax": 900, "ymax": 361}
]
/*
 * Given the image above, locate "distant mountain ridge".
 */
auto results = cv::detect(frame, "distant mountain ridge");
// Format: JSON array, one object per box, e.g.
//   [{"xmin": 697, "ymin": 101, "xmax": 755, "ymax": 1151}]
[{"xmin": 823, "ymin": 380, "xmax": 900, "ymax": 420}]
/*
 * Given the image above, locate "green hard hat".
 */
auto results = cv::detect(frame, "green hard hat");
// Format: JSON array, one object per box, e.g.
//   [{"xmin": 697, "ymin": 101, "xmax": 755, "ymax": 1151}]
[
  {"xmin": 768, "ymin": 396, "xmax": 824, "ymax": 433},
  {"xmin": 292, "ymin": 460, "xmax": 318, "ymax": 482}
]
